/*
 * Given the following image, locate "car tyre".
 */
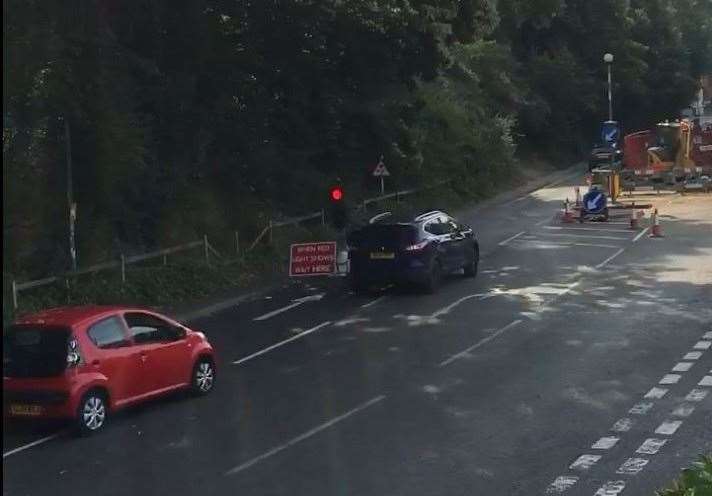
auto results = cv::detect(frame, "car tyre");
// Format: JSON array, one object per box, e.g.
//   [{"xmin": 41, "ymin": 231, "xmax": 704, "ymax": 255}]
[
  {"xmin": 191, "ymin": 357, "xmax": 216, "ymax": 396},
  {"xmin": 76, "ymin": 389, "xmax": 108, "ymax": 436},
  {"xmin": 423, "ymin": 259, "xmax": 442, "ymax": 294},
  {"xmin": 463, "ymin": 247, "xmax": 479, "ymax": 278}
]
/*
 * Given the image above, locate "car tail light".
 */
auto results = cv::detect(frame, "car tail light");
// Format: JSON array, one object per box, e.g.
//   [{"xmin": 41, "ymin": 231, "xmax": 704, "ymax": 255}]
[
  {"xmin": 404, "ymin": 240, "xmax": 429, "ymax": 252},
  {"xmin": 66, "ymin": 336, "xmax": 83, "ymax": 367}
]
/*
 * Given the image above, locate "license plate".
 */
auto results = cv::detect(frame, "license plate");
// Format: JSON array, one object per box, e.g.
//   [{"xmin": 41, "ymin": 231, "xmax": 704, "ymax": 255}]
[
  {"xmin": 370, "ymin": 252, "xmax": 395, "ymax": 260},
  {"xmin": 9, "ymin": 404, "xmax": 43, "ymax": 416}
]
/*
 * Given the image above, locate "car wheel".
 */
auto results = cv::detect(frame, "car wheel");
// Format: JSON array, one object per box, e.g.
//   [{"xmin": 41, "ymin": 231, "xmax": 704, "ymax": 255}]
[
  {"xmin": 76, "ymin": 390, "xmax": 108, "ymax": 436},
  {"xmin": 191, "ymin": 357, "xmax": 216, "ymax": 396},
  {"xmin": 424, "ymin": 259, "xmax": 442, "ymax": 294},
  {"xmin": 463, "ymin": 247, "xmax": 479, "ymax": 278}
]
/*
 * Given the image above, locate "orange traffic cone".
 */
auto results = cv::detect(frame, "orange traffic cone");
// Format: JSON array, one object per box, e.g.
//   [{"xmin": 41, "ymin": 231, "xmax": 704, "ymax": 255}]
[
  {"xmin": 562, "ymin": 198, "xmax": 575, "ymax": 223},
  {"xmin": 650, "ymin": 208, "xmax": 664, "ymax": 238},
  {"xmin": 574, "ymin": 187, "xmax": 582, "ymax": 208}
]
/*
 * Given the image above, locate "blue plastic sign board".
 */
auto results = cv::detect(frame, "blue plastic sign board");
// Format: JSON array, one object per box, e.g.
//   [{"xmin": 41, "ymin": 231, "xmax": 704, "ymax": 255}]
[
  {"xmin": 601, "ymin": 121, "xmax": 619, "ymax": 147},
  {"xmin": 583, "ymin": 190, "xmax": 606, "ymax": 213}
]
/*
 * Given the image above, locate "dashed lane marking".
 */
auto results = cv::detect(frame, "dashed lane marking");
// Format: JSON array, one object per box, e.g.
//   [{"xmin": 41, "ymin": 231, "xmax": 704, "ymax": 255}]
[
  {"xmin": 232, "ymin": 321, "xmax": 332, "ymax": 365},
  {"xmin": 498, "ymin": 231, "xmax": 526, "ymax": 246},
  {"xmin": 594, "ymin": 480, "xmax": 626, "ymax": 496},
  {"xmin": 546, "ymin": 475, "xmax": 579, "ymax": 494},
  {"xmin": 655, "ymin": 420, "xmax": 683, "ymax": 436},
  {"xmin": 224, "ymin": 395, "xmax": 386, "ymax": 476},
  {"xmin": 569, "ymin": 454, "xmax": 601, "ymax": 470},
  {"xmin": 672, "ymin": 404, "xmax": 695, "ymax": 418},
  {"xmin": 686, "ymin": 389, "xmax": 709, "ymax": 402},
  {"xmin": 611, "ymin": 418, "xmax": 634, "ymax": 432},
  {"xmin": 684, "ymin": 351, "xmax": 703, "ymax": 360},
  {"xmin": 672, "ymin": 362, "xmax": 694, "ymax": 372},
  {"xmin": 360, "ymin": 295, "xmax": 388, "ymax": 309},
  {"xmin": 2, "ymin": 432, "xmax": 64, "ymax": 459},
  {"xmin": 659, "ymin": 374, "xmax": 681, "ymax": 385},
  {"xmin": 596, "ymin": 248, "xmax": 625, "ymax": 269},
  {"xmin": 438, "ymin": 320, "xmax": 522, "ymax": 367},
  {"xmin": 629, "ymin": 402, "xmax": 654, "ymax": 415},
  {"xmin": 693, "ymin": 341, "xmax": 711, "ymax": 350},
  {"xmin": 592, "ymin": 436, "xmax": 620, "ymax": 450},
  {"xmin": 703, "ymin": 331, "xmax": 712, "ymax": 339},
  {"xmin": 636, "ymin": 438, "xmax": 667, "ymax": 455},
  {"xmin": 698, "ymin": 376, "xmax": 712, "ymax": 387},
  {"xmin": 616, "ymin": 457, "xmax": 649, "ymax": 475},
  {"xmin": 633, "ymin": 227, "xmax": 650, "ymax": 242},
  {"xmin": 644, "ymin": 387, "xmax": 668, "ymax": 399}
]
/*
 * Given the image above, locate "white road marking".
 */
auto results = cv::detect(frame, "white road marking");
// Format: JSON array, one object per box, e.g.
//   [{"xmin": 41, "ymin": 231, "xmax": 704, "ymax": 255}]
[
  {"xmin": 536, "ymin": 232, "xmax": 630, "ymax": 241},
  {"xmin": 431, "ymin": 293, "xmax": 491, "ymax": 319},
  {"xmin": 698, "ymin": 376, "xmax": 712, "ymax": 387},
  {"xmin": 594, "ymin": 480, "xmax": 626, "ymax": 496},
  {"xmin": 611, "ymin": 418, "xmax": 634, "ymax": 432},
  {"xmin": 686, "ymin": 389, "xmax": 709, "ymax": 402},
  {"xmin": 616, "ymin": 457, "xmax": 649, "ymax": 475},
  {"xmin": 693, "ymin": 340, "xmax": 711, "ymax": 350},
  {"xmin": 672, "ymin": 404, "xmax": 695, "ymax": 418},
  {"xmin": 232, "ymin": 321, "xmax": 332, "ymax": 365},
  {"xmin": 632, "ymin": 227, "xmax": 650, "ymax": 242},
  {"xmin": 596, "ymin": 248, "xmax": 625, "ymax": 269},
  {"xmin": 546, "ymin": 475, "xmax": 579, "ymax": 494},
  {"xmin": 360, "ymin": 295, "xmax": 388, "ymax": 309},
  {"xmin": 704, "ymin": 331, "xmax": 712, "ymax": 339},
  {"xmin": 659, "ymin": 374, "xmax": 681, "ymax": 385},
  {"xmin": 498, "ymin": 231, "xmax": 526, "ymax": 246},
  {"xmin": 253, "ymin": 293, "xmax": 325, "ymax": 321},
  {"xmin": 569, "ymin": 454, "xmax": 601, "ymax": 470},
  {"xmin": 543, "ymin": 226, "xmax": 634, "ymax": 233},
  {"xmin": 535, "ymin": 217, "xmax": 552, "ymax": 226},
  {"xmin": 672, "ymin": 362, "xmax": 694, "ymax": 372},
  {"xmin": 655, "ymin": 420, "xmax": 683, "ymax": 435},
  {"xmin": 592, "ymin": 436, "xmax": 620, "ymax": 450},
  {"xmin": 224, "ymin": 395, "xmax": 386, "ymax": 476},
  {"xmin": 637, "ymin": 438, "xmax": 667, "ymax": 455},
  {"xmin": 644, "ymin": 387, "xmax": 668, "ymax": 399},
  {"xmin": 684, "ymin": 351, "xmax": 703, "ymax": 360},
  {"xmin": 629, "ymin": 402, "xmax": 654, "ymax": 415},
  {"xmin": 2, "ymin": 433, "xmax": 63, "ymax": 459},
  {"xmin": 438, "ymin": 320, "xmax": 522, "ymax": 367}
]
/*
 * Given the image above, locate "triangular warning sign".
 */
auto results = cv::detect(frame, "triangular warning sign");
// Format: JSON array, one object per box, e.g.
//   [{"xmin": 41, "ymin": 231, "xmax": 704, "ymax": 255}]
[{"xmin": 372, "ymin": 161, "xmax": 390, "ymax": 177}]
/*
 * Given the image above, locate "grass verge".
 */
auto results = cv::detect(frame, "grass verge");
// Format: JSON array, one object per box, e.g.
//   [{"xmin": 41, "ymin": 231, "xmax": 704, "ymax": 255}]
[{"xmin": 657, "ymin": 455, "xmax": 712, "ymax": 496}]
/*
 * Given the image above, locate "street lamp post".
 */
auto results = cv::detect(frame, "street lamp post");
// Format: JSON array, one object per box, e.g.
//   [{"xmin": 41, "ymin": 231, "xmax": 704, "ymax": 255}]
[{"xmin": 604, "ymin": 53, "xmax": 614, "ymax": 121}]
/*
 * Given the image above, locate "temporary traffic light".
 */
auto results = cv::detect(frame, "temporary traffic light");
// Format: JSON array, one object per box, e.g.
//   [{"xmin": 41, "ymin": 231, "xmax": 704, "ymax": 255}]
[
  {"xmin": 328, "ymin": 184, "xmax": 348, "ymax": 230},
  {"xmin": 330, "ymin": 186, "xmax": 344, "ymax": 202}
]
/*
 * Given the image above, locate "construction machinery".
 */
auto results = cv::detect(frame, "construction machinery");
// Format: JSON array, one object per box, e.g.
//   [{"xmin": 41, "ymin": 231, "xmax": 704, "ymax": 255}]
[{"xmin": 620, "ymin": 118, "xmax": 712, "ymax": 192}]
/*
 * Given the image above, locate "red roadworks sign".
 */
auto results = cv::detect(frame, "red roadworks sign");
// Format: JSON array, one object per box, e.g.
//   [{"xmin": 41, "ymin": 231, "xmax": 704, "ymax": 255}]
[{"xmin": 289, "ymin": 242, "xmax": 337, "ymax": 276}]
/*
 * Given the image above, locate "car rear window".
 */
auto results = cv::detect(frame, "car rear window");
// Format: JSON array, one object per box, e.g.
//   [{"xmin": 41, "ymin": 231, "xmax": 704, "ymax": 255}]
[
  {"xmin": 3, "ymin": 325, "xmax": 70, "ymax": 378},
  {"xmin": 349, "ymin": 224, "xmax": 418, "ymax": 248}
]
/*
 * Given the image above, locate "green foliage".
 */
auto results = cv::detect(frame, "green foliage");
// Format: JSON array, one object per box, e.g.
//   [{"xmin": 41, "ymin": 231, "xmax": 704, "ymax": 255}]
[
  {"xmin": 657, "ymin": 455, "xmax": 712, "ymax": 496},
  {"xmin": 3, "ymin": 0, "xmax": 709, "ymax": 279}
]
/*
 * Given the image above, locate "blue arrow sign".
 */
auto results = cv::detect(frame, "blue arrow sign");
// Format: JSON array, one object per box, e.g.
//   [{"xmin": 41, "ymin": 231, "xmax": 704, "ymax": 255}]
[
  {"xmin": 583, "ymin": 191, "xmax": 606, "ymax": 212},
  {"xmin": 601, "ymin": 121, "xmax": 619, "ymax": 146}
]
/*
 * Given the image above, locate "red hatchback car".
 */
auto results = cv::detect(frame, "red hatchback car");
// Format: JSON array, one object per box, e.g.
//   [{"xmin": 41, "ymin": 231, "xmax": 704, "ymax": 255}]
[{"xmin": 3, "ymin": 306, "xmax": 215, "ymax": 435}]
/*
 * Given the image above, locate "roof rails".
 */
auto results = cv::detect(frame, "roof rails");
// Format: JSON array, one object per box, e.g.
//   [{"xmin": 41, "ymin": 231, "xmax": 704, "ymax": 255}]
[
  {"xmin": 368, "ymin": 212, "xmax": 393, "ymax": 224},
  {"xmin": 414, "ymin": 210, "xmax": 444, "ymax": 221}
]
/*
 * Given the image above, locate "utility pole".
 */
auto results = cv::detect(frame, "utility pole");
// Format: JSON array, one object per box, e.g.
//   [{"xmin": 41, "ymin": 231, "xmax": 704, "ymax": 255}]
[
  {"xmin": 64, "ymin": 117, "xmax": 77, "ymax": 271},
  {"xmin": 604, "ymin": 53, "xmax": 614, "ymax": 121}
]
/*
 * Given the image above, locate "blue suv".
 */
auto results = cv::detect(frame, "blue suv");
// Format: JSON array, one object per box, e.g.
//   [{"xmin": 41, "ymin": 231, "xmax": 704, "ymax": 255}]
[{"xmin": 347, "ymin": 210, "xmax": 479, "ymax": 293}]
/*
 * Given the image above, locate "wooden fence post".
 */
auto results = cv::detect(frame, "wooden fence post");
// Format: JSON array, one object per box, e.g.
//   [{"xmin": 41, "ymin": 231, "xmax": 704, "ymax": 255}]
[
  {"xmin": 163, "ymin": 254, "xmax": 167, "ymax": 266},
  {"xmin": 268, "ymin": 221, "xmax": 273, "ymax": 244},
  {"xmin": 12, "ymin": 280, "xmax": 18, "ymax": 310},
  {"xmin": 120, "ymin": 255, "xmax": 126, "ymax": 283},
  {"xmin": 203, "ymin": 235, "xmax": 210, "ymax": 265},
  {"xmin": 235, "ymin": 231, "xmax": 240, "ymax": 256}
]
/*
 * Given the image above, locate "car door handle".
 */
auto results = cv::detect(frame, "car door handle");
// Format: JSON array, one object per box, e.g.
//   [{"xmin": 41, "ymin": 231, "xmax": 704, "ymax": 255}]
[
  {"xmin": 91, "ymin": 359, "xmax": 100, "ymax": 367},
  {"xmin": 140, "ymin": 353, "xmax": 147, "ymax": 362}
]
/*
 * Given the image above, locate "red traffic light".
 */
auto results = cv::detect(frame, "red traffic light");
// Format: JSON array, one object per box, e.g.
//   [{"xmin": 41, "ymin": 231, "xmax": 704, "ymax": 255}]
[{"xmin": 330, "ymin": 186, "xmax": 343, "ymax": 201}]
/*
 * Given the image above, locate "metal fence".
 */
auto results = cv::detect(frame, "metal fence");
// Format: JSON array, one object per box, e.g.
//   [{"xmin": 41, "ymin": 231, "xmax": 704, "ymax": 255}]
[{"xmin": 10, "ymin": 179, "xmax": 452, "ymax": 310}]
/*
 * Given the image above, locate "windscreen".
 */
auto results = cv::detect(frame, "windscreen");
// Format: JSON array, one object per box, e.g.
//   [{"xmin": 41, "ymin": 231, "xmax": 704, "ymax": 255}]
[
  {"xmin": 3, "ymin": 325, "xmax": 70, "ymax": 378},
  {"xmin": 349, "ymin": 224, "xmax": 418, "ymax": 249}
]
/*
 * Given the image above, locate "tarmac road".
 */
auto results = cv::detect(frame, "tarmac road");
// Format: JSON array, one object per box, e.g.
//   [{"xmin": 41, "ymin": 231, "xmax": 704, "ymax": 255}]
[{"xmin": 3, "ymin": 169, "xmax": 711, "ymax": 496}]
